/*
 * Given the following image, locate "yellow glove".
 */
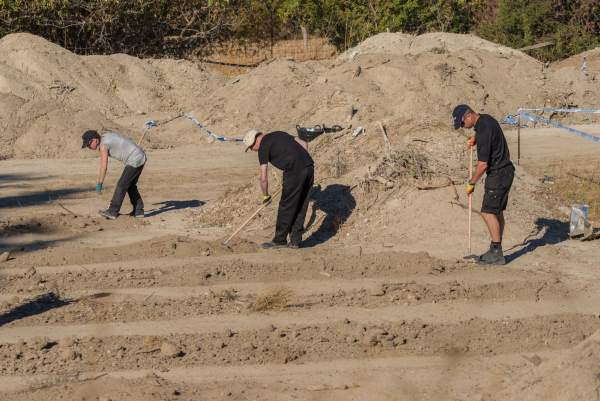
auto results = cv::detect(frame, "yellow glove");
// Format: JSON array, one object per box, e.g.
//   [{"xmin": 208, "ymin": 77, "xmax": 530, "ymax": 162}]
[
  {"xmin": 466, "ymin": 182, "xmax": 475, "ymax": 195},
  {"xmin": 262, "ymin": 195, "xmax": 272, "ymax": 204}
]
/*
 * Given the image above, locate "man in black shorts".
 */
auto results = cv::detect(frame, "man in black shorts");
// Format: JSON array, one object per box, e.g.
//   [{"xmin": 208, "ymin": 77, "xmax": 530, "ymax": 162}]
[
  {"xmin": 244, "ymin": 129, "xmax": 314, "ymax": 249},
  {"xmin": 452, "ymin": 105, "xmax": 515, "ymax": 265}
]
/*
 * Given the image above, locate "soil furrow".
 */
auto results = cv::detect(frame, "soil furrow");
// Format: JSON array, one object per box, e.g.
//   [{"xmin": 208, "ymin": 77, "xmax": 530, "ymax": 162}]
[
  {"xmin": 0, "ymin": 313, "xmax": 597, "ymax": 376},
  {"xmin": 0, "ymin": 277, "xmax": 579, "ymax": 327},
  {"xmin": 1, "ymin": 296, "xmax": 599, "ymax": 344}
]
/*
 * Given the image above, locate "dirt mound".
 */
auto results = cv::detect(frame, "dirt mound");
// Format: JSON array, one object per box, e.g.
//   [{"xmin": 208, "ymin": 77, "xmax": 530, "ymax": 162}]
[
  {"xmin": 488, "ymin": 329, "xmax": 600, "ymax": 401},
  {"xmin": 188, "ymin": 32, "xmax": 564, "ymax": 256},
  {"xmin": 342, "ymin": 32, "xmax": 529, "ymax": 59},
  {"xmin": 552, "ymin": 47, "xmax": 600, "ymax": 72},
  {"xmin": 548, "ymin": 47, "xmax": 600, "ymax": 117},
  {"xmin": 189, "ymin": 36, "xmax": 545, "ymax": 139},
  {"xmin": 0, "ymin": 33, "xmax": 225, "ymax": 159}
]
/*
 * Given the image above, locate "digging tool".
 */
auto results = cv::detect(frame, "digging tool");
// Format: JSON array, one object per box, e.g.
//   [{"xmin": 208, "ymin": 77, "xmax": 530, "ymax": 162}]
[
  {"xmin": 468, "ymin": 145, "xmax": 473, "ymax": 253},
  {"xmin": 222, "ymin": 188, "xmax": 282, "ymax": 247},
  {"xmin": 464, "ymin": 145, "xmax": 478, "ymax": 261}
]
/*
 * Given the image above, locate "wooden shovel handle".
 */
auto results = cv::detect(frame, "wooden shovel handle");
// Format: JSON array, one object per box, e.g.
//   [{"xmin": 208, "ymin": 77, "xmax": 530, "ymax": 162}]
[{"xmin": 223, "ymin": 187, "xmax": 283, "ymax": 246}]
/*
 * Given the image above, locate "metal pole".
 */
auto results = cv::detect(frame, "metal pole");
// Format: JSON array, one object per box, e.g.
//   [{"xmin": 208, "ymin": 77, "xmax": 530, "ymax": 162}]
[{"xmin": 517, "ymin": 114, "xmax": 521, "ymax": 166}]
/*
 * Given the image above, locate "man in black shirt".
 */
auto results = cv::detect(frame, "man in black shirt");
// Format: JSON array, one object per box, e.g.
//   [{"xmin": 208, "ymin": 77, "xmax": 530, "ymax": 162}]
[
  {"xmin": 244, "ymin": 130, "xmax": 314, "ymax": 249},
  {"xmin": 452, "ymin": 104, "xmax": 515, "ymax": 265}
]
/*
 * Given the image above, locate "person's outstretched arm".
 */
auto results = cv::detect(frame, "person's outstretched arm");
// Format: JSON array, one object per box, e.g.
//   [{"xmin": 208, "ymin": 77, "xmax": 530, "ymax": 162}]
[
  {"xmin": 260, "ymin": 163, "xmax": 269, "ymax": 200},
  {"xmin": 97, "ymin": 145, "xmax": 109, "ymax": 187}
]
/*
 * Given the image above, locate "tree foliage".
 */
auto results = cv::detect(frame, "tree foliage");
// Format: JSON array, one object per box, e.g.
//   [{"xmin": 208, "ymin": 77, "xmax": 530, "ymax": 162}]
[
  {"xmin": 477, "ymin": 0, "xmax": 600, "ymax": 60},
  {"xmin": 0, "ymin": 0, "xmax": 598, "ymax": 60}
]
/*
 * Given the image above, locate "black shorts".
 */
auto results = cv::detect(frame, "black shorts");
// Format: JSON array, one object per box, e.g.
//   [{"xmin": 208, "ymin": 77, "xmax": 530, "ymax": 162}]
[{"xmin": 482, "ymin": 165, "xmax": 514, "ymax": 215}]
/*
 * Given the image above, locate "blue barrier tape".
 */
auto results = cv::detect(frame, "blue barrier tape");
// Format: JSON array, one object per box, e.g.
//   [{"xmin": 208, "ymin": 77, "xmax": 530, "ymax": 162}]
[
  {"xmin": 183, "ymin": 113, "xmax": 243, "ymax": 143},
  {"xmin": 519, "ymin": 108, "xmax": 600, "ymax": 114},
  {"xmin": 518, "ymin": 111, "xmax": 600, "ymax": 144},
  {"xmin": 144, "ymin": 113, "xmax": 243, "ymax": 143}
]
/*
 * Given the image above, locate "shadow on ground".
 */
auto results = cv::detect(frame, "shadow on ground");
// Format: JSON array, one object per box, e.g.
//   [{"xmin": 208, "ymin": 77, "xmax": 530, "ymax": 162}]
[
  {"xmin": 0, "ymin": 293, "xmax": 75, "ymax": 327},
  {"xmin": 303, "ymin": 184, "xmax": 356, "ymax": 247},
  {"xmin": 1, "ymin": 217, "xmax": 80, "ymax": 254},
  {"xmin": 0, "ymin": 187, "xmax": 89, "ymax": 209},
  {"xmin": 145, "ymin": 200, "xmax": 206, "ymax": 217},
  {"xmin": 0, "ymin": 174, "xmax": 54, "ymax": 190},
  {"xmin": 506, "ymin": 218, "xmax": 570, "ymax": 263}
]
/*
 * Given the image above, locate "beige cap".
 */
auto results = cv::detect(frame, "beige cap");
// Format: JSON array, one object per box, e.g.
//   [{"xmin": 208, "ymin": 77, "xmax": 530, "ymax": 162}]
[{"xmin": 243, "ymin": 129, "xmax": 261, "ymax": 152}]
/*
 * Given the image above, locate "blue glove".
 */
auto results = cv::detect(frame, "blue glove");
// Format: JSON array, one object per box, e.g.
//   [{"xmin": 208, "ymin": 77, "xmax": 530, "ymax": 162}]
[{"xmin": 95, "ymin": 183, "xmax": 103, "ymax": 192}]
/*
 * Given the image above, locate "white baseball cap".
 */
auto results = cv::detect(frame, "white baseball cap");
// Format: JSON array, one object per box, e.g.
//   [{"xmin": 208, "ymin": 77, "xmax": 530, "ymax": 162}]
[{"xmin": 243, "ymin": 129, "xmax": 261, "ymax": 152}]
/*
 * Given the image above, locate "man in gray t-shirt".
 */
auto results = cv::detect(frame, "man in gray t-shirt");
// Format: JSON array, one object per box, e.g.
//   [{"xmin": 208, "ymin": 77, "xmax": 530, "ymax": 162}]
[{"xmin": 82, "ymin": 130, "xmax": 147, "ymax": 219}]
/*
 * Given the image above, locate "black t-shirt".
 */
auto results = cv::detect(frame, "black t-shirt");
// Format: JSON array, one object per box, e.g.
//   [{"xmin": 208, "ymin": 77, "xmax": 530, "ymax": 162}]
[
  {"xmin": 475, "ymin": 114, "xmax": 512, "ymax": 172},
  {"xmin": 258, "ymin": 131, "xmax": 314, "ymax": 172}
]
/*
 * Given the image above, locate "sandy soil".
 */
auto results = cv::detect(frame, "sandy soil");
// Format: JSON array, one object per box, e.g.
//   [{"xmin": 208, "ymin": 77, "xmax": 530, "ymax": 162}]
[
  {"xmin": 1, "ymin": 128, "xmax": 600, "ymax": 401},
  {"xmin": 2, "ymin": 32, "xmax": 600, "ymax": 401}
]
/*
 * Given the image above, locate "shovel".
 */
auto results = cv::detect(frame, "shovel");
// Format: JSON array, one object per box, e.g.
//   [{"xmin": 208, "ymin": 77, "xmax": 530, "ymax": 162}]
[
  {"xmin": 222, "ymin": 188, "xmax": 282, "ymax": 247},
  {"xmin": 464, "ymin": 145, "xmax": 478, "ymax": 261}
]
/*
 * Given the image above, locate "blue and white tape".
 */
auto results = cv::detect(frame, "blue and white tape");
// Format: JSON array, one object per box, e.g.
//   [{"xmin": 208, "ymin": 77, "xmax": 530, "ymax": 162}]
[
  {"xmin": 182, "ymin": 113, "xmax": 243, "ymax": 143},
  {"xmin": 503, "ymin": 107, "xmax": 600, "ymax": 144},
  {"xmin": 143, "ymin": 113, "xmax": 243, "ymax": 143}
]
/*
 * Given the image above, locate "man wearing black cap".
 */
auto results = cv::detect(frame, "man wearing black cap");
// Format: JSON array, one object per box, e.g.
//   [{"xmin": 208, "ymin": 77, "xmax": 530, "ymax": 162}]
[
  {"xmin": 452, "ymin": 105, "xmax": 515, "ymax": 265},
  {"xmin": 243, "ymin": 129, "xmax": 314, "ymax": 249},
  {"xmin": 82, "ymin": 130, "xmax": 146, "ymax": 220}
]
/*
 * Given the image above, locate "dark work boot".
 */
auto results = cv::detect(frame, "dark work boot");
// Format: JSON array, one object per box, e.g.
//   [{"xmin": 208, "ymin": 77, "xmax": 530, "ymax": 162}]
[
  {"xmin": 260, "ymin": 241, "xmax": 288, "ymax": 250},
  {"xmin": 478, "ymin": 244, "xmax": 505, "ymax": 265},
  {"xmin": 98, "ymin": 209, "xmax": 118, "ymax": 220},
  {"xmin": 128, "ymin": 209, "xmax": 145, "ymax": 218},
  {"xmin": 289, "ymin": 233, "xmax": 302, "ymax": 249}
]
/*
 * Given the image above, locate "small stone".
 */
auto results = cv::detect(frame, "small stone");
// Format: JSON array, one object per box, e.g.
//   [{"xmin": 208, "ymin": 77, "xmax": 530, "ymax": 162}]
[
  {"xmin": 39, "ymin": 339, "xmax": 57, "ymax": 350},
  {"xmin": 369, "ymin": 286, "xmax": 386, "ymax": 296},
  {"xmin": 60, "ymin": 348, "xmax": 80, "ymax": 361},
  {"xmin": 526, "ymin": 354, "xmax": 543, "ymax": 366},
  {"xmin": 160, "ymin": 342, "xmax": 182, "ymax": 358},
  {"xmin": 98, "ymin": 397, "xmax": 112, "ymax": 401},
  {"xmin": 0, "ymin": 251, "xmax": 10, "ymax": 263}
]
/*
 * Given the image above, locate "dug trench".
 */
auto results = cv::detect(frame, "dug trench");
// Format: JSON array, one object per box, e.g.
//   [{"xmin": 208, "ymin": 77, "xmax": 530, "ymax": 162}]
[
  {"xmin": 3, "ymin": 31, "xmax": 600, "ymax": 401},
  {"xmin": 0, "ymin": 268, "xmax": 582, "ymax": 326},
  {"xmin": 0, "ymin": 310, "xmax": 598, "ymax": 376}
]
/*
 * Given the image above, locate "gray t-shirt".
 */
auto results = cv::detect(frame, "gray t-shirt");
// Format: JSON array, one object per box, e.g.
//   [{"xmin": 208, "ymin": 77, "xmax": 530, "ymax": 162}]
[{"xmin": 101, "ymin": 132, "xmax": 146, "ymax": 167}]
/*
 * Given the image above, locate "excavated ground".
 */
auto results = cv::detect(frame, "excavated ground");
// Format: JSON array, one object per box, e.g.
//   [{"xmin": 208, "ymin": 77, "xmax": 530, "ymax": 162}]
[{"xmin": 2, "ymin": 32, "xmax": 600, "ymax": 401}]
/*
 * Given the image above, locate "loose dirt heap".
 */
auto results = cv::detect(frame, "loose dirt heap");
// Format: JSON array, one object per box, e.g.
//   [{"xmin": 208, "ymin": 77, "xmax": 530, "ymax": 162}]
[
  {"xmin": 2, "ymin": 31, "xmax": 598, "ymax": 253},
  {"xmin": 487, "ymin": 329, "xmax": 600, "ymax": 401},
  {"xmin": 189, "ymin": 32, "xmax": 597, "ymax": 252},
  {"xmin": 0, "ymin": 33, "xmax": 225, "ymax": 159}
]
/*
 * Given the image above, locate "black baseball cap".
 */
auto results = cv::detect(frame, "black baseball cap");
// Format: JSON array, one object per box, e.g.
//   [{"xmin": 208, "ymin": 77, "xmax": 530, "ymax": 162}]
[
  {"xmin": 452, "ymin": 104, "xmax": 471, "ymax": 129},
  {"xmin": 81, "ymin": 130, "xmax": 100, "ymax": 148}
]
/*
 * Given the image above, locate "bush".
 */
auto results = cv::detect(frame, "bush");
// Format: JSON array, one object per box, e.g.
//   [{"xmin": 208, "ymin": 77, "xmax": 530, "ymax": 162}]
[{"xmin": 0, "ymin": 0, "xmax": 597, "ymax": 60}]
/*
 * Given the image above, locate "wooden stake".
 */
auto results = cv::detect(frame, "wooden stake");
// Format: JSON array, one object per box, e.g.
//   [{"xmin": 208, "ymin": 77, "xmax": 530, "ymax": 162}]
[
  {"xmin": 223, "ymin": 188, "xmax": 282, "ymax": 246},
  {"xmin": 468, "ymin": 145, "xmax": 474, "ymax": 254},
  {"xmin": 517, "ymin": 114, "xmax": 521, "ymax": 166}
]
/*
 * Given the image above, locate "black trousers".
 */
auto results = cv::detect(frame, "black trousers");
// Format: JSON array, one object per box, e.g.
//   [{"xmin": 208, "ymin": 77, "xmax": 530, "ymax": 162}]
[
  {"xmin": 273, "ymin": 165, "xmax": 314, "ymax": 244},
  {"xmin": 108, "ymin": 164, "xmax": 145, "ymax": 214}
]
